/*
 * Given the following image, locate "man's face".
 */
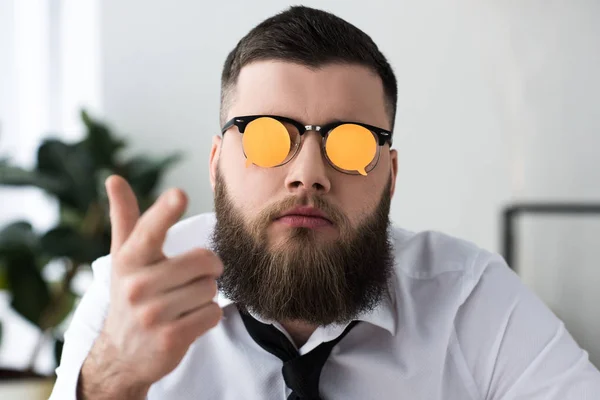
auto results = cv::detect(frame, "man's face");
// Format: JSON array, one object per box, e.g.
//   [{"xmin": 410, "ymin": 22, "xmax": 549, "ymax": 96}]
[{"xmin": 209, "ymin": 61, "xmax": 398, "ymax": 325}]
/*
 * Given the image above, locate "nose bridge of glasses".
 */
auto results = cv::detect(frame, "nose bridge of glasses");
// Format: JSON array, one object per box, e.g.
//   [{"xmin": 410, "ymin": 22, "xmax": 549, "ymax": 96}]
[
  {"xmin": 302, "ymin": 125, "xmax": 328, "ymax": 140},
  {"xmin": 304, "ymin": 124, "xmax": 321, "ymax": 132}
]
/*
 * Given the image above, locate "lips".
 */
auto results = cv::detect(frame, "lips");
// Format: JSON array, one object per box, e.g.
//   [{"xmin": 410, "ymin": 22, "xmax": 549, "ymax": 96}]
[
  {"xmin": 275, "ymin": 206, "xmax": 333, "ymax": 228},
  {"xmin": 276, "ymin": 206, "xmax": 332, "ymax": 222}
]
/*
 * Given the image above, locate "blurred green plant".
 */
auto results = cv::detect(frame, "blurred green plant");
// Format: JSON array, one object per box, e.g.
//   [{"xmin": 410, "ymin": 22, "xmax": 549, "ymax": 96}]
[{"xmin": 0, "ymin": 110, "xmax": 182, "ymax": 375}]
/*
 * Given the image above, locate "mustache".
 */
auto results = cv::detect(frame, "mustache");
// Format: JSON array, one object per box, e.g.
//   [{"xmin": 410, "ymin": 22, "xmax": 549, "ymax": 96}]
[{"xmin": 251, "ymin": 194, "xmax": 351, "ymax": 234}]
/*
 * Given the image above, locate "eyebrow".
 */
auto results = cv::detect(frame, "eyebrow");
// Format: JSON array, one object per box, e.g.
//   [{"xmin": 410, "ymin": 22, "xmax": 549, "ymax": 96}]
[{"xmin": 260, "ymin": 113, "xmax": 361, "ymax": 127}]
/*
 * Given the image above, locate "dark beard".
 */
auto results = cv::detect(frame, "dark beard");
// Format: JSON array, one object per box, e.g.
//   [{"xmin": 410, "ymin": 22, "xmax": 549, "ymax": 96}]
[{"xmin": 209, "ymin": 170, "xmax": 395, "ymax": 326}]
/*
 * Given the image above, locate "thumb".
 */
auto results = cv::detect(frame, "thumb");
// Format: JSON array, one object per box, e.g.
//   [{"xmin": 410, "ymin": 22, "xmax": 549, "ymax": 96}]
[{"xmin": 106, "ymin": 175, "xmax": 140, "ymax": 253}]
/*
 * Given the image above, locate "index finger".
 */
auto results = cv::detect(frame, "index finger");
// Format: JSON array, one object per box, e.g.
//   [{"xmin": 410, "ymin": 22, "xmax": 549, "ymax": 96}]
[
  {"xmin": 119, "ymin": 188, "xmax": 188, "ymax": 268},
  {"xmin": 106, "ymin": 175, "xmax": 140, "ymax": 254}
]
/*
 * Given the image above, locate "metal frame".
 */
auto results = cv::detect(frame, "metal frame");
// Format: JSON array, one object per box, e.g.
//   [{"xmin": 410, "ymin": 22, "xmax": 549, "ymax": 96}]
[{"xmin": 501, "ymin": 203, "xmax": 600, "ymax": 272}]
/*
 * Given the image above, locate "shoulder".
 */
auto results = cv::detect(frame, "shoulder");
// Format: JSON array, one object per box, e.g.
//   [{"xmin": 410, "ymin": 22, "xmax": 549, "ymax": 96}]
[
  {"xmin": 389, "ymin": 225, "xmax": 500, "ymax": 278},
  {"xmin": 387, "ymin": 225, "xmax": 508, "ymax": 306}
]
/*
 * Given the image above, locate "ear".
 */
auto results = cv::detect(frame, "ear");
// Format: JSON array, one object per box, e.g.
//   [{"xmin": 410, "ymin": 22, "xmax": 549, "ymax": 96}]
[
  {"xmin": 389, "ymin": 149, "xmax": 398, "ymax": 197},
  {"xmin": 209, "ymin": 135, "xmax": 222, "ymax": 191}
]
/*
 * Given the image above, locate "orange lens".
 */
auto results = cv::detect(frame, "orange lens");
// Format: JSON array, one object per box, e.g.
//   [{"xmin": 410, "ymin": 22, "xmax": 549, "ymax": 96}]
[
  {"xmin": 325, "ymin": 124, "xmax": 377, "ymax": 176},
  {"xmin": 243, "ymin": 117, "xmax": 291, "ymax": 168}
]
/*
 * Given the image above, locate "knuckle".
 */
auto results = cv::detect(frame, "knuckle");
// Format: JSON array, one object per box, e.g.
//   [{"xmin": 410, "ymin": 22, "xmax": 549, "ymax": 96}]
[
  {"xmin": 190, "ymin": 248, "xmax": 214, "ymax": 264},
  {"xmin": 212, "ymin": 258, "xmax": 224, "ymax": 276},
  {"xmin": 124, "ymin": 276, "xmax": 146, "ymax": 304},
  {"xmin": 139, "ymin": 303, "xmax": 162, "ymax": 328},
  {"xmin": 159, "ymin": 327, "xmax": 179, "ymax": 352},
  {"xmin": 210, "ymin": 279, "xmax": 219, "ymax": 297},
  {"xmin": 186, "ymin": 249, "xmax": 222, "ymax": 277},
  {"xmin": 181, "ymin": 304, "xmax": 222, "ymax": 341},
  {"xmin": 207, "ymin": 279, "xmax": 218, "ymax": 298},
  {"xmin": 185, "ymin": 249, "xmax": 206, "ymax": 268},
  {"xmin": 196, "ymin": 278, "xmax": 218, "ymax": 299},
  {"xmin": 205, "ymin": 303, "xmax": 223, "ymax": 328},
  {"xmin": 137, "ymin": 232, "xmax": 157, "ymax": 249},
  {"xmin": 112, "ymin": 255, "xmax": 130, "ymax": 278},
  {"xmin": 200, "ymin": 250, "xmax": 223, "ymax": 276}
]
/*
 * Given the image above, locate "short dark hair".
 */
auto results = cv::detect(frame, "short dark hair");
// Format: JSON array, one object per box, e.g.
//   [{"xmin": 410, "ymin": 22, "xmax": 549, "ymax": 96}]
[{"xmin": 220, "ymin": 6, "xmax": 398, "ymax": 130}]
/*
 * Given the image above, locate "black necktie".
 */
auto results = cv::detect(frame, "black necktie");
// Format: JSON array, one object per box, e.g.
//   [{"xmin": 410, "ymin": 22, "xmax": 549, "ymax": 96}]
[{"xmin": 239, "ymin": 309, "xmax": 359, "ymax": 400}]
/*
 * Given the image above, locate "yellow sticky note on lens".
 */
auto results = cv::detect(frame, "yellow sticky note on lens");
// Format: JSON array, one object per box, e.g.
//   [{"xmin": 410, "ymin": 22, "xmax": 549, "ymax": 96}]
[
  {"xmin": 326, "ymin": 124, "xmax": 377, "ymax": 175},
  {"xmin": 243, "ymin": 117, "xmax": 291, "ymax": 168}
]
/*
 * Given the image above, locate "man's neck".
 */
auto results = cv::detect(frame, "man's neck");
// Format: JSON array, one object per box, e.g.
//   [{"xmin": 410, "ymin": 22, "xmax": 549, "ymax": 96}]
[{"xmin": 280, "ymin": 320, "xmax": 319, "ymax": 348}]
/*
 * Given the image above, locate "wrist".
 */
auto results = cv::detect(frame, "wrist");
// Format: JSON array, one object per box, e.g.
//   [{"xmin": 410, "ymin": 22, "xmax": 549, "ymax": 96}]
[{"xmin": 77, "ymin": 332, "xmax": 150, "ymax": 400}]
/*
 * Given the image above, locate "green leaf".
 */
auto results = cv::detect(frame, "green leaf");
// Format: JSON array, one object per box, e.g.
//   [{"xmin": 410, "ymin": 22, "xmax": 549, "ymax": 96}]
[
  {"xmin": 5, "ymin": 250, "xmax": 50, "ymax": 328},
  {"xmin": 0, "ymin": 262, "xmax": 8, "ymax": 289},
  {"xmin": 122, "ymin": 153, "xmax": 182, "ymax": 198},
  {"xmin": 40, "ymin": 290, "xmax": 76, "ymax": 330},
  {"xmin": 40, "ymin": 226, "xmax": 108, "ymax": 264},
  {"xmin": 0, "ymin": 164, "xmax": 67, "ymax": 195},
  {"xmin": 0, "ymin": 221, "xmax": 39, "ymax": 255},
  {"xmin": 81, "ymin": 109, "xmax": 126, "ymax": 168},
  {"xmin": 36, "ymin": 139, "xmax": 97, "ymax": 212},
  {"xmin": 59, "ymin": 205, "xmax": 85, "ymax": 230}
]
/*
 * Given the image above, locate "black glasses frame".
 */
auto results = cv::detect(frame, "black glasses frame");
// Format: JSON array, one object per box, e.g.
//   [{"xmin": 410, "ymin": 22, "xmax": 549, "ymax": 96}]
[{"xmin": 221, "ymin": 115, "xmax": 393, "ymax": 146}]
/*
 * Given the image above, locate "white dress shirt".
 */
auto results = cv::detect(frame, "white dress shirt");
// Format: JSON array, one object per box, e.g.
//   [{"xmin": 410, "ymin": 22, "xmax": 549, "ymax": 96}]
[{"xmin": 50, "ymin": 212, "xmax": 600, "ymax": 399}]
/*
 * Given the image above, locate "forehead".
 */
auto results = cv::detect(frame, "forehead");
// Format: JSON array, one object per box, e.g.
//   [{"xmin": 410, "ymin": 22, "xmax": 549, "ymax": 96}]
[{"xmin": 229, "ymin": 60, "xmax": 389, "ymax": 129}]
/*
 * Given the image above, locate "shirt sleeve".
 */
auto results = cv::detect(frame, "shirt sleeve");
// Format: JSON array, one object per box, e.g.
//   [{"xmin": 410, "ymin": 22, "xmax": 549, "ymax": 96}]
[
  {"xmin": 49, "ymin": 255, "xmax": 112, "ymax": 400},
  {"xmin": 455, "ymin": 251, "xmax": 600, "ymax": 399}
]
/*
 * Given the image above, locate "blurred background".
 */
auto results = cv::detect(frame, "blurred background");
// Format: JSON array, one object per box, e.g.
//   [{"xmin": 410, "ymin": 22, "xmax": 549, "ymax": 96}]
[{"xmin": 0, "ymin": 0, "xmax": 599, "ymax": 380}]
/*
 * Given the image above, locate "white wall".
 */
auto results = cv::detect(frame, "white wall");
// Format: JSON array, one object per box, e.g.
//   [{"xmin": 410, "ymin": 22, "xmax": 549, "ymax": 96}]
[
  {"xmin": 0, "ymin": 0, "xmax": 102, "ymax": 373},
  {"xmin": 100, "ymin": 0, "xmax": 516, "ymax": 250},
  {"xmin": 99, "ymin": 0, "xmax": 600, "ymax": 365},
  {"xmin": 0, "ymin": 0, "xmax": 57, "ymax": 232},
  {"xmin": 494, "ymin": 1, "xmax": 600, "ymax": 368}
]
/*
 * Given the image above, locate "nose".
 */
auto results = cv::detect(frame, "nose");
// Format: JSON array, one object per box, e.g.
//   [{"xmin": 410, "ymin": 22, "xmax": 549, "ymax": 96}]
[{"xmin": 284, "ymin": 132, "xmax": 331, "ymax": 196}]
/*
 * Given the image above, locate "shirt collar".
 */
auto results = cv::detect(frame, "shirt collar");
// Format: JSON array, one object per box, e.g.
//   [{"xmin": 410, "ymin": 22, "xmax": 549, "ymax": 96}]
[
  {"xmin": 215, "ymin": 276, "xmax": 398, "ymax": 336},
  {"xmin": 353, "ymin": 280, "xmax": 398, "ymax": 335}
]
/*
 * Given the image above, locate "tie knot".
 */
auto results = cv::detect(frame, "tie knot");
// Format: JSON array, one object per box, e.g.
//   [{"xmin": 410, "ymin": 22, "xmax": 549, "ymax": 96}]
[{"xmin": 239, "ymin": 309, "xmax": 359, "ymax": 400}]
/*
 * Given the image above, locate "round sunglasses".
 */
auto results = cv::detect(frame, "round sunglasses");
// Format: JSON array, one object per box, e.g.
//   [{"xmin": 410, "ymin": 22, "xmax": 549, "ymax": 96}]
[{"xmin": 221, "ymin": 115, "xmax": 393, "ymax": 176}]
